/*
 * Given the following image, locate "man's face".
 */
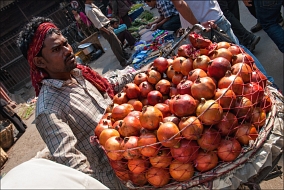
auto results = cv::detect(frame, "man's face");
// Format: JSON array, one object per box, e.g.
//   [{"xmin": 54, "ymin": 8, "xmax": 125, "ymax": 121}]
[{"xmin": 35, "ymin": 32, "xmax": 77, "ymax": 80}]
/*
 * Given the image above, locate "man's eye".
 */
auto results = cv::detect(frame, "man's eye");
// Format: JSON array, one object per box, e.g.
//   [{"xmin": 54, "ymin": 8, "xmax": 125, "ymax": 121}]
[
  {"xmin": 64, "ymin": 41, "xmax": 69, "ymax": 46},
  {"xmin": 53, "ymin": 47, "xmax": 60, "ymax": 52}
]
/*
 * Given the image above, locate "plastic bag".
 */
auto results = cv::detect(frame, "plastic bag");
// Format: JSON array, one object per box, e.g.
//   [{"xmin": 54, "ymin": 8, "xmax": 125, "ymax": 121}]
[{"xmin": 201, "ymin": 27, "xmax": 233, "ymax": 43}]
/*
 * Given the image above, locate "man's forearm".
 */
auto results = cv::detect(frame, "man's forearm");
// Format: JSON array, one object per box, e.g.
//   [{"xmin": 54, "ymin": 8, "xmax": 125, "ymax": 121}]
[{"xmin": 171, "ymin": 0, "xmax": 198, "ymax": 25}]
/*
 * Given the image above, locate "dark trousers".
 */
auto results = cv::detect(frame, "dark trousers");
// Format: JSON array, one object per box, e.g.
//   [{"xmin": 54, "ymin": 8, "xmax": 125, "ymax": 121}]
[
  {"xmin": 117, "ymin": 30, "xmax": 136, "ymax": 46},
  {"xmin": 158, "ymin": 15, "xmax": 181, "ymax": 32},
  {"xmin": 121, "ymin": 14, "xmax": 132, "ymax": 28},
  {"xmin": 100, "ymin": 25, "xmax": 127, "ymax": 65},
  {"xmin": 217, "ymin": 0, "xmax": 254, "ymax": 47}
]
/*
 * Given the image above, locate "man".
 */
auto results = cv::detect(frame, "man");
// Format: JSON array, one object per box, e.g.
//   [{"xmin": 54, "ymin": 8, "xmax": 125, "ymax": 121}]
[
  {"xmin": 109, "ymin": 18, "xmax": 136, "ymax": 50},
  {"xmin": 109, "ymin": 0, "xmax": 132, "ymax": 28},
  {"xmin": 144, "ymin": 0, "xmax": 181, "ymax": 32},
  {"xmin": 84, "ymin": 0, "xmax": 131, "ymax": 66},
  {"xmin": 217, "ymin": 0, "xmax": 260, "ymax": 52},
  {"xmin": 170, "ymin": 0, "xmax": 239, "ymax": 44},
  {"xmin": 17, "ymin": 16, "xmax": 139, "ymax": 189},
  {"xmin": 253, "ymin": 0, "xmax": 284, "ymax": 53}
]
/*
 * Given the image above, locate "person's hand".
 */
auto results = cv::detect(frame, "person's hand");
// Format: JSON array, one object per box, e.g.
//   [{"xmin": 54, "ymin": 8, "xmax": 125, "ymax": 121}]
[
  {"xmin": 146, "ymin": 23, "xmax": 152, "ymax": 29},
  {"xmin": 201, "ymin": 20, "xmax": 217, "ymax": 31},
  {"xmin": 100, "ymin": 27, "xmax": 110, "ymax": 35},
  {"xmin": 150, "ymin": 24, "xmax": 158, "ymax": 31},
  {"xmin": 243, "ymin": 0, "xmax": 252, "ymax": 7}
]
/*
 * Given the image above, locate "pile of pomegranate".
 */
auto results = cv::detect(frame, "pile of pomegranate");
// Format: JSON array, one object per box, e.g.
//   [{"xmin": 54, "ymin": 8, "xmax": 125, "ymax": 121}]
[{"xmin": 95, "ymin": 33, "xmax": 272, "ymax": 188}]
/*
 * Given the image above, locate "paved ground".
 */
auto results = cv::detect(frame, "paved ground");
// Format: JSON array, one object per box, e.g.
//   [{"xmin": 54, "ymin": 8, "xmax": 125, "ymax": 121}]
[{"xmin": 1, "ymin": 3, "xmax": 283, "ymax": 189}]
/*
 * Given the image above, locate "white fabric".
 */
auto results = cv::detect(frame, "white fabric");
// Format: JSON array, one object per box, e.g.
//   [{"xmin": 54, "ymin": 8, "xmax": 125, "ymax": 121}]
[
  {"xmin": 179, "ymin": 0, "xmax": 223, "ymax": 28},
  {"xmin": 1, "ymin": 158, "xmax": 109, "ymax": 189}
]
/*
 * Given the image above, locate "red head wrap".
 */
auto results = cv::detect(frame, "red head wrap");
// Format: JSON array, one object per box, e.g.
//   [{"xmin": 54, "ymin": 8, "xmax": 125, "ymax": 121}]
[{"xmin": 27, "ymin": 22, "xmax": 114, "ymax": 98}]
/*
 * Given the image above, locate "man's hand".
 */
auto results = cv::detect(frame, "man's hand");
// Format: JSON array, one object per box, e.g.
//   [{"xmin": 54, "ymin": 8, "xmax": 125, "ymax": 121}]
[
  {"xmin": 243, "ymin": 0, "xmax": 252, "ymax": 7},
  {"xmin": 146, "ymin": 23, "xmax": 153, "ymax": 29},
  {"xmin": 100, "ymin": 27, "xmax": 110, "ymax": 35},
  {"xmin": 201, "ymin": 20, "xmax": 217, "ymax": 31},
  {"xmin": 150, "ymin": 24, "xmax": 158, "ymax": 31}
]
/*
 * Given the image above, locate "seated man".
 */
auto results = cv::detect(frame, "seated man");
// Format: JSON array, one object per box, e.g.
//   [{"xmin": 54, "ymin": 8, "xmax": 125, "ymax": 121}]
[
  {"xmin": 144, "ymin": 0, "xmax": 181, "ymax": 32},
  {"xmin": 109, "ymin": 18, "xmax": 136, "ymax": 50}
]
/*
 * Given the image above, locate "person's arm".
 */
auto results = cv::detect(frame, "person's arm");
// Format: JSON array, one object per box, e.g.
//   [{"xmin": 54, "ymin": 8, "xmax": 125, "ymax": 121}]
[
  {"xmin": 171, "ymin": 0, "xmax": 198, "ymax": 25},
  {"xmin": 35, "ymin": 112, "xmax": 93, "ymax": 175},
  {"xmin": 154, "ymin": 16, "xmax": 170, "ymax": 30},
  {"xmin": 86, "ymin": 9, "xmax": 110, "ymax": 35}
]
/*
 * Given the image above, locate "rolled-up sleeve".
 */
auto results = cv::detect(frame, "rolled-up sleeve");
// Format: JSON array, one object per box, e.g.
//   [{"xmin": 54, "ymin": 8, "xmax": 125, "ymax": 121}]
[{"xmin": 35, "ymin": 112, "xmax": 93, "ymax": 175}]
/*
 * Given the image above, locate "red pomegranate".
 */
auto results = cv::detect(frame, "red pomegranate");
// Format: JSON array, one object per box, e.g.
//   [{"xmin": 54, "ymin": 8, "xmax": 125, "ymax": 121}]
[
  {"xmin": 228, "ymin": 45, "xmax": 243, "ymax": 55},
  {"xmin": 121, "ymin": 136, "xmax": 141, "ymax": 159},
  {"xmin": 233, "ymin": 96, "xmax": 253, "ymax": 121},
  {"xmin": 242, "ymin": 82, "xmax": 264, "ymax": 104},
  {"xmin": 171, "ymin": 94, "xmax": 197, "ymax": 117},
  {"xmin": 154, "ymin": 103, "xmax": 171, "ymax": 118},
  {"xmin": 218, "ymin": 70, "xmax": 244, "ymax": 95},
  {"xmin": 235, "ymin": 123, "xmax": 258, "ymax": 145},
  {"xmin": 214, "ymin": 88, "xmax": 236, "ymax": 110},
  {"xmin": 150, "ymin": 149, "xmax": 172, "ymax": 168},
  {"xmin": 138, "ymin": 129, "xmax": 159, "ymax": 157},
  {"xmin": 95, "ymin": 120, "xmax": 111, "ymax": 137},
  {"xmin": 188, "ymin": 68, "xmax": 208, "ymax": 82},
  {"xmin": 155, "ymin": 79, "xmax": 171, "ymax": 95},
  {"xmin": 124, "ymin": 83, "xmax": 141, "ymax": 99},
  {"xmin": 172, "ymin": 57, "xmax": 187, "ymax": 72},
  {"xmin": 197, "ymin": 128, "xmax": 221, "ymax": 151},
  {"xmin": 232, "ymin": 53, "xmax": 254, "ymax": 67},
  {"xmin": 177, "ymin": 79, "xmax": 193, "ymax": 95},
  {"xmin": 163, "ymin": 115, "xmax": 180, "ymax": 126},
  {"xmin": 196, "ymin": 98, "xmax": 223, "ymax": 125},
  {"xmin": 166, "ymin": 65, "xmax": 175, "ymax": 80},
  {"xmin": 172, "ymin": 72, "xmax": 185, "ymax": 85},
  {"xmin": 170, "ymin": 139, "xmax": 199, "ymax": 163},
  {"xmin": 194, "ymin": 150, "xmax": 219, "ymax": 172},
  {"xmin": 191, "ymin": 77, "xmax": 216, "ymax": 100},
  {"xmin": 111, "ymin": 103, "xmax": 134, "ymax": 121},
  {"xmin": 140, "ymin": 106, "xmax": 163, "ymax": 130},
  {"xmin": 217, "ymin": 41, "xmax": 231, "ymax": 49},
  {"xmin": 119, "ymin": 115, "xmax": 141, "ymax": 137},
  {"xmin": 146, "ymin": 167, "xmax": 170, "ymax": 187},
  {"xmin": 113, "ymin": 92, "xmax": 128, "ymax": 105},
  {"xmin": 193, "ymin": 55, "xmax": 211, "ymax": 72},
  {"xmin": 217, "ymin": 138, "xmax": 242, "ymax": 162},
  {"xmin": 127, "ymin": 99, "xmax": 143, "ymax": 111},
  {"xmin": 147, "ymin": 90, "xmax": 163, "ymax": 106},
  {"xmin": 231, "ymin": 62, "xmax": 252, "ymax": 83},
  {"xmin": 189, "ymin": 32, "xmax": 212, "ymax": 49},
  {"xmin": 248, "ymin": 107, "xmax": 266, "ymax": 128},
  {"xmin": 104, "ymin": 136, "xmax": 124, "ymax": 161},
  {"xmin": 251, "ymin": 70, "xmax": 267, "ymax": 89},
  {"xmin": 214, "ymin": 112, "xmax": 238, "ymax": 136},
  {"xmin": 258, "ymin": 95, "xmax": 272, "ymax": 113},
  {"xmin": 157, "ymin": 122, "xmax": 180, "ymax": 148},
  {"xmin": 99, "ymin": 128, "xmax": 120, "ymax": 147},
  {"xmin": 178, "ymin": 116, "xmax": 203, "ymax": 140},
  {"xmin": 128, "ymin": 158, "xmax": 149, "ymax": 174},
  {"xmin": 147, "ymin": 68, "xmax": 162, "ymax": 85},
  {"xmin": 181, "ymin": 58, "xmax": 194, "ymax": 76},
  {"xmin": 129, "ymin": 172, "xmax": 147, "ymax": 186},
  {"xmin": 210, "ymin": 48, "xmax": 233, "ymax": 62},
  {"xmin": 153, "ymin": 57, "xmax": 169, "ymax": 73},
  {"xmin": 207, "ymin": 57, "xmax": 232, "ymax": 80},
  {"xmin": 139, "ymin": 81, "xmax": 154, "ymax": 98},
  {"xmin": 134, "ymin": 73, "xmax": 148, "ymax": 86},
  {"xmin": 169, "ymin": 160, "xmax": 194, "ymax": 182}
]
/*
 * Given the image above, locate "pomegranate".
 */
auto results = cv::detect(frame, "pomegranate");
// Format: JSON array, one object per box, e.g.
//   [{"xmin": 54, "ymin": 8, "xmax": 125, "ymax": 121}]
[
  {"xmin": 214, "ymin": 112, "xmax": 238, "ymax": 136},
  {"xmin": 129, "ymin": 172, "xmax": 148, "ymax": 186},
  {"xmin": 170, "ymin": 139, "xmax": 199, "ymax": 163},
  {"xmin": 197, "ymin": 128, "xmax": 221, "ymax": 151},
  {"xmin": 172, "ymin": 72, "xmax": 185, "ymax": 85},
  {"xmin": 163, "ymin": 115, "xmax": 180, "ymax": 126},
  {"xmin": 115, "ymin": 170, "xmax": 130, "ymax": 181},
  {"xmin": 128, "ymin": 158, "xmax": 149, "ymax": 174},
  {"xmin": 179, "ymin": 116, "xmax": 203, "ymax": 140},
  {"xmin": 119, "ymin": 115, "xmax": 141, "ymax": 137},
  {"xmin": 150, "ymin": 149, "xmax": 172, "ymax": 168},
  {"xmin": 95, "ymin": 120, "xmax": 111, "ymax": 137},
  {"xmin": 111, "ymin": 103, "xmax": 134, "ymax": 121},
  {"xmin": 155, "ymin": 79, "xmax": 171, "ymax": 95},
  {"xmin": 113, "ymin": 92, "xmax": 128, "ymax": 105},
  {"xmin": 127, "ymin": 99, "xmax": 143, "ymax": 111},
  {"xmin": 167, "ymin": 58, "xmax": 174, "ymax": 65},
  {"xmin": 194, "ymin": 150, "xmax": 218, "ymax": 172},
  {"xmin": 235, "ymin": 123, "xmax": 258, "ymax": 145},
  {"xmin": 217, "ymin": 41, "xmax": 231, "ymax": 49},
  {"xmin": 193, "ymin": 55, "xmax": 211, "ymax": 72},
  {"xmin": 147, "ymin": 90, "xmax": 163, "ymax": 106},
  {"xmin": 169, "ymin": 160, "xmax": 194, "ymax": 181},
  {"xmin": 134, "ymin": 73, "xmax": 148, "ymax": 86},
  {"xmin": 177, "ymin": 44, "xmax": 194, "ymax": 57},
  {"xmin": 171, "ymin": 94, "xmax": 197, "ymax": 117},
  {"xmin": 181, "ymin": 58, "xmax": 194, "ymax": 76},
  {"xmin": 147, "ymin": 68, "xmax": 162, "ymax": 84},
  {"xmin": 259, "ymin": 95, "xmax": 272, "ymax": 113},
  {"xmin": 233, "ymin": 96, "xmax": 253, "ymax": 121},
  {"xmin": 166, "ymin": 65, "xmax": 175, "ymax": 80},
  {"xmin": 99, "ymin": 128, "xmax": 120, "ymax": 146},
  {"xmin": 139, "ymin": 81, "xmax": 154, "ymax": 98},
  {"xmin": 154, "ymin": 103, "xmax": 171, "ymax": 118},
  {"xmin": 248, "ymin": 107, "xmax": 266, "ymax": 128},
  {"xmin": 210, "ymin": 48, "xmax": 233, "ymax": 62},
  {"xmin": 105, "ymin": 136, "xmax": 124, "ymax": 160},
  {"xmin": 214, "ymin": 88, "xmax": 236, "ymax": 110},
  {"xmin": 169, "ymin": 86, "xmax": 178, "ymax": 97},
  {"xmin": 189, "ymin": 32, "xmax": 212, "ymax": 49},
  {"xmin": 127, "ymin": 110, "xmax": 142, "ymax": 119},
  {"xmin": 172, "ymin": 57, "xmax": 187, "ymax": 72},
  {"xmin": 188, "ymin": 68, "xmax": 208, "ymax": 82},
  {"xmin": 251, "ymin": 70, "xmax": 267, "ymax": 89},
  {"xmin": 121, "ymin": 136, "xmax": 141, "ymax": 159},
  {"xmin": 191, "ymin": 77, "xmax": 216, "ymax": 100},
  {"xmin": 196, "ymin": 98, "xmax": 223, "ymax": 125},
  {"xmin": 140, "ymin": 106, "xmax": 163, "ymax": 130},
  {"xmin": 153, "ymin": 57, "xmax": 169, "ymax": 73},
  {"xmin": 228, "ymin": 45, "xmax": 243, "ymax": 55},
  {"xmin": 110, "ymin": 159, "xmax": 127, "ymax": 171},
  {"xmin": 207, "ymin": 57, "xmax": 231, "ymax": 80},
  {"xmin": 124, "ymin": 83, "xmax": 140, "ymax": 99},
  {"xmin": 138, "ymin": 129, "xmax": 159, "ymax": 157},
  {"xmin": 157, "ymin": 122, "xmax": 180, "ymax": 148},
  {"xmin": 146, "ymin": 167, "xmax": 170, "ymax": 187},
  {"xmin": 232, "ymin": 53, "xmax": 254, "ymax": 67},
  {"xmin": 231, "ymin": 62, "xmax": 252, "ymax": 83},
  {"xmin": 218, "ymin": 70, "xmax": 244, "ymax": 95},
  {"xmin": 242, "ymin": 82, "xmax": 264, "ymax": 104},
  {"xmin": 177, "ymin": 79, "xmax": 193, "ymax": 95},
  {"xmin": 217, "ymin": 138, "xmax": 242, "ymax": 162}
]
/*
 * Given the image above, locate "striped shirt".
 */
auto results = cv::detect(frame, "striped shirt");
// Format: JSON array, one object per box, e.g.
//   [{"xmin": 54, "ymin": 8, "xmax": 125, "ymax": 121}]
[
  {"xmin": 156, "ymin": 0, "xmax": 179, "ymax": 18},
  {"xmin": 34, "ymin": 68, "xmax": 135, "ymax": 189}
]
